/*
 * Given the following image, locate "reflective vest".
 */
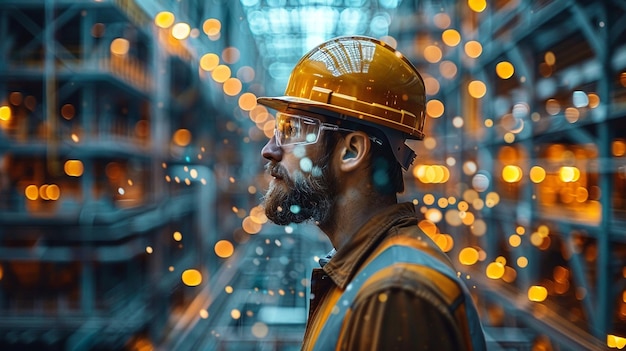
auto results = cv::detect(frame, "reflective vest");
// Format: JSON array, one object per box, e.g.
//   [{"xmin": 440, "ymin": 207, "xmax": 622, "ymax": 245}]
[{"xmin": 307, "ymin": 237, "xmax": 486, "ymax": 351}]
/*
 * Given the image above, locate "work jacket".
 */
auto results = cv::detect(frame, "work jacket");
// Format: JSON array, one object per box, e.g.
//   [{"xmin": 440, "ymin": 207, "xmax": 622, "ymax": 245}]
[{"xmin": 301, "ymin": 202, "xmax": 486, "ymax": 351}]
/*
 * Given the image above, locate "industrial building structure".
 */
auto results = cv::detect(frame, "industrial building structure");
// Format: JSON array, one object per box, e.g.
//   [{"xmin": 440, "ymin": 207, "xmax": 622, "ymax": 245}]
[{"xmin": 0, "ymin": 0, "xmax": 624, "ymax": 350}]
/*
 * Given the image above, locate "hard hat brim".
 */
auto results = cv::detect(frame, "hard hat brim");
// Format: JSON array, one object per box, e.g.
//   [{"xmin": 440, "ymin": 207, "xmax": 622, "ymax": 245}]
[{"xmin": 257, "ymin": 95, "xmax": 425, "ymax": 141}]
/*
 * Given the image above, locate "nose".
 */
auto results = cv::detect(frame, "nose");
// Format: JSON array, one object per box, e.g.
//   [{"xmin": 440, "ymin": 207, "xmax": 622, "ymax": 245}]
[{"xmin": 261, "ymin": 135, "xmax": 283, "ymax": 161}]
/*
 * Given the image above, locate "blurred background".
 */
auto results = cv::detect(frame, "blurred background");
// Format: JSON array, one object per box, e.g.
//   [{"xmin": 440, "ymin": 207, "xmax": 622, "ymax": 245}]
[{"xmin": 0, "ymin": 0, "xmax": 624, "ymax": 350}]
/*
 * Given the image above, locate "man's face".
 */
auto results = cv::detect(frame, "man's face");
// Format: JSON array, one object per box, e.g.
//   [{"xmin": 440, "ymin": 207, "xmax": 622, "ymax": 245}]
[{"xmin": 261, "ymin": 139, "xmax": 337, "ymax": 226}]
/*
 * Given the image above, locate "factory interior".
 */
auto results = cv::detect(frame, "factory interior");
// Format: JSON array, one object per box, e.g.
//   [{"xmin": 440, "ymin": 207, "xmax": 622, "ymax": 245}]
[{"xmin": 0, "ymin": 0, "xmax": 625, "ymax": 350}]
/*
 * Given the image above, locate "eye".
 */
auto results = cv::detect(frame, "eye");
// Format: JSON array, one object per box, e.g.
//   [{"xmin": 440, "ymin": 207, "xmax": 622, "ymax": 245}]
[
  {"xmin": 282, "ymin": 121, "xmax": 293, "ymax": 138},
  {"xmin": 277, "ymin": 117, "xmax": 297, "ymax": 139}
]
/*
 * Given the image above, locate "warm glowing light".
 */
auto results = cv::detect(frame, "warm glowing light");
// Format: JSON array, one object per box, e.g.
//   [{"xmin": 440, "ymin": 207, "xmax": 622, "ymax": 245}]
[
  {"xmin": 0, "ymin": 106, "xmax": 11, "ymax": 121},
  {"xmin": 509, "ymin": 234, "xmax": 521, "ymax": 247},
  {"xmin": 607, "ymin": 334, "xmax": 626, "ymax": 349},
  {"xmin": 173, "ymin": 231, "xmax": 183, "ymax": 241},
  {"xmin": 200, "ymin": 53, "xmax": 220, "ymax": 71},
  {"xmin": 215, "ymin": 240, "xmax": 235, "ymax": 258},
  {"xmin": 613, "ymin": 140, "xmax": 626, "ymax": 157},
  {"xmin": 529, "ymin": 166, "xmax": 546, "ymax": 183},
  {"xmin": 173, "ymin": 129, "xmax": 192, "ymax": 147},
  {"xmin": 517, "ymin": 257, "xmax": 528, "ymax": 268},
  {"xmin": 25, "ymin": 185, "xmax": 39, "ymax": 200},
  {"xmin": 239, "ymin": 92, "xmax": 257, "ymax": 111},
  {"xmin": 468, "ymin": 80, "xmax": 487, "ymax": 98},
  {"xmin": 230, "ymin": 309, "xmax": 241, "ymax": 319},
  {"xmin": 464, "ymin": 41, "xmax": 483, "ymax": 58},
  {"xmin": 64, "ymin": 160, "xmax": 84, "ymax": 177},
  {"xmin": 203, "ymin": 18, "xmax": 221, "ymax": 36},
  {"xmin": 171, "ymin": 22, "xmax": 191, "ymax": 40},
  {"xmin": 426, "ymin": 99, "xmax": 444, "ymax": 118},
  {"xmin": 468, "ymin": 0, "xmax": 487, "ymax": 12},
  {"xmin": 413, "ymin": 165, "xmax": 450, "ymax": 184},
  {"xmin": 39, "ymin": 185, "xmax": 49, "ymax": 200},
  {"xmin": 182, "ymin": 269, "xmax": 203, "ymax": 286},
  {"xmin": 486, "ymin": 262, "xmax": 505, "ymax": 279},
  {"xmin": 46, "ymin": 183, "xmax": 60, "ymax": 200},
  {"xmin": 211, "ymin": 65, "xmax": 231, "ymax": 83},
  {"xmin": 423, "ymin": 45, "xmax": 443, "ymax": 63},
  {"xmin": 418, "ymin": 220, "xmax": 438, "ymax": 237},
  {"xmin": 425, "ymin": 208, "xmax": 443, "ymax": 223},
  {"xmin": 485, "ymin": 192, "xmax": 500, "ymax": 207},
  {"xmin": 462, "ymin": 161, "xmax": 477, "ymax": 175},
  {"xmin": 559, "ymin": 166, "xmax": 580, "ymax": 182},
  {"xmin": 564, "ymin": 107, "xmax": 579, "ymax": 123},
  {"xmin": 249, "ymin": 105, "xmax": 269, "ymax": 124},
  {"xmin": 461, "ymin": 211, "xmax": 475, "ymax": 225},
  {"xmin": 502, "ymin": 165, "xmax": 523, "ymax": 183},
  {"xmin": 155, "ymin": 11, "xmax": 175, "ymax": 28},
  {"xmin": 528, "ymin": 285, "xmax": 548, "ymax": 302},
  {"xmin": 442, "ymin": 29, "xmax": 461, "ymax": 47},
  {"xmin": 423, "ymin": 194, "xmax": 435, "ymax": 206},
  {"xmin": 575, "ymin": 187, "xmax": 589, "ymax": 202},
  {"xmin": 249, "ymin": 206, "xmax": 268, "ymax": 224},
  {"xmin": 242, "ymin": 216, "xmax": 262, "ymax": 234},
  {"xmin": 223, "ymin": 78, "xmax": 243, "ymax": 96},
  {"xmin": 544, "ymin": 51, "xmax": 556, "ymax": 66},
  {"xmin": 110, "ymin": 38, "xmax": 129, "ymax": 55},
  {"xmin": 433, "ymin": 233, "xmax": 453, "ymax": 252},
  {"xmin": 146, "ymin": 246, "xmax": 153, "ymax": 254},
  {"xmin": 588, "ymin": 93, "xmax": 600, "ymax": 108},
  {"xmin": 459, "ymin": 247, "xmax": 479, "ymax": 265},
  {"xmin": 199, "ymin": 309, "xmax": 209, "ymax": 319},
  {"xmin": 496, "ymin": 61, "xmax": 515, "ymax": 79}
]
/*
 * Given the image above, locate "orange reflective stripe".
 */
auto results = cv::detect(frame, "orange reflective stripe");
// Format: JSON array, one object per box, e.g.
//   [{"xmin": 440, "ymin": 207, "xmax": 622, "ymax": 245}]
[{"xmin": 302, "ymin": 286, "xmax": 344, "ymax": 351}]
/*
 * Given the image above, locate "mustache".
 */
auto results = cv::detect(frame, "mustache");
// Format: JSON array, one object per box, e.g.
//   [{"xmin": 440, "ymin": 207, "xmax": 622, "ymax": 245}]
[{"xmin": 265, "ymin": 162, "xmax": 288, "ymax": 180}]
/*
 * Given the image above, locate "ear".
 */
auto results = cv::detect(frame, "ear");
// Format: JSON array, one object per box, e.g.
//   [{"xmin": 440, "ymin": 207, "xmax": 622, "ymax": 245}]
[{"xmin": 339, "ymin": 132, "xmax": 370, "ymax": 172}]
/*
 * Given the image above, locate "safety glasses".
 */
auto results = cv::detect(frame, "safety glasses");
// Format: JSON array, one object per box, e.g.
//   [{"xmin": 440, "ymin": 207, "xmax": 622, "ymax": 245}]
[{"xmin": 274, "ymin": 112, "xmax": 382, "ymax": 146}]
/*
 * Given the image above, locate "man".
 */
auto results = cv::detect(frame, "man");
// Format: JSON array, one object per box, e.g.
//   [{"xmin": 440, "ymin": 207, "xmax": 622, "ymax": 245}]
[{"xmin": 259, "ymin": 36, "xmax": 486, "ymax": 351}]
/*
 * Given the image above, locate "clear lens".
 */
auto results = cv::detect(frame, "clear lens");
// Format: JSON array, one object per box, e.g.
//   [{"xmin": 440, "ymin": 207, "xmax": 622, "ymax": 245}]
[
  {"xmin": 273, "ymin": 112, "xmax": 381, "ymax": 147},
  {"xmin": 275, "ymin": 113, "xmax": 321, "ymax": 146}
]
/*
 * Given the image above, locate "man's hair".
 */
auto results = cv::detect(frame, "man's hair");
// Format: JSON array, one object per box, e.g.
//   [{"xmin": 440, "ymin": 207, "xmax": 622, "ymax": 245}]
[{"xmin": 324, "ymin": 122, "xmax": 405, "ymax": 196}]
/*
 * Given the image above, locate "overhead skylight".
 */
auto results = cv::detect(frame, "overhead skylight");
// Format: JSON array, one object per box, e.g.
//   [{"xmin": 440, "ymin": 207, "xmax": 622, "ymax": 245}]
[{"xmin": 240, "ymin": 0, "xmax": 402, "ymax": 95}]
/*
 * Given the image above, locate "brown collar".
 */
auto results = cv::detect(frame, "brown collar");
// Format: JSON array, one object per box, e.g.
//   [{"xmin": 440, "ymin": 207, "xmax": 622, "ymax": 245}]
[{"xmin": 321, "ymin": 202, "xmax": 417, "ymax": 289}]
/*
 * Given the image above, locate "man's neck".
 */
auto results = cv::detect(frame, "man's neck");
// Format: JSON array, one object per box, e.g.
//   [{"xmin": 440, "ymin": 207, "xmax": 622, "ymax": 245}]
[{"xmin": 319, "ymin": 190, "xmax": 397, "ymax": 251}]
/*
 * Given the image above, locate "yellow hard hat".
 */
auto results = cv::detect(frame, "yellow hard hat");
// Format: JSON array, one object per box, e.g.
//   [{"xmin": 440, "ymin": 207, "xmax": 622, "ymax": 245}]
[{"xmin": 257, "ymin": 36, "xmax": 426, "ymax": 170}]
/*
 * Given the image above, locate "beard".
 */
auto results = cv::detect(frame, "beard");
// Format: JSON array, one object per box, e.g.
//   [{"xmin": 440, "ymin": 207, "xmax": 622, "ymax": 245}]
[{"xmin": 262, "ymin": 161, "xmax": 336, "ymax": 226}]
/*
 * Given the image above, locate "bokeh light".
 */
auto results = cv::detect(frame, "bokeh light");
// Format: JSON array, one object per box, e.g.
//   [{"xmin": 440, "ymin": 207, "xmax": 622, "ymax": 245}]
[
  {"xmin": 155, "ymin": 11, "xmax": 175, "ymax": 28},
  {"xmin": 182, "ymin": 269, "xmax": 203, "ymax": 287}
]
